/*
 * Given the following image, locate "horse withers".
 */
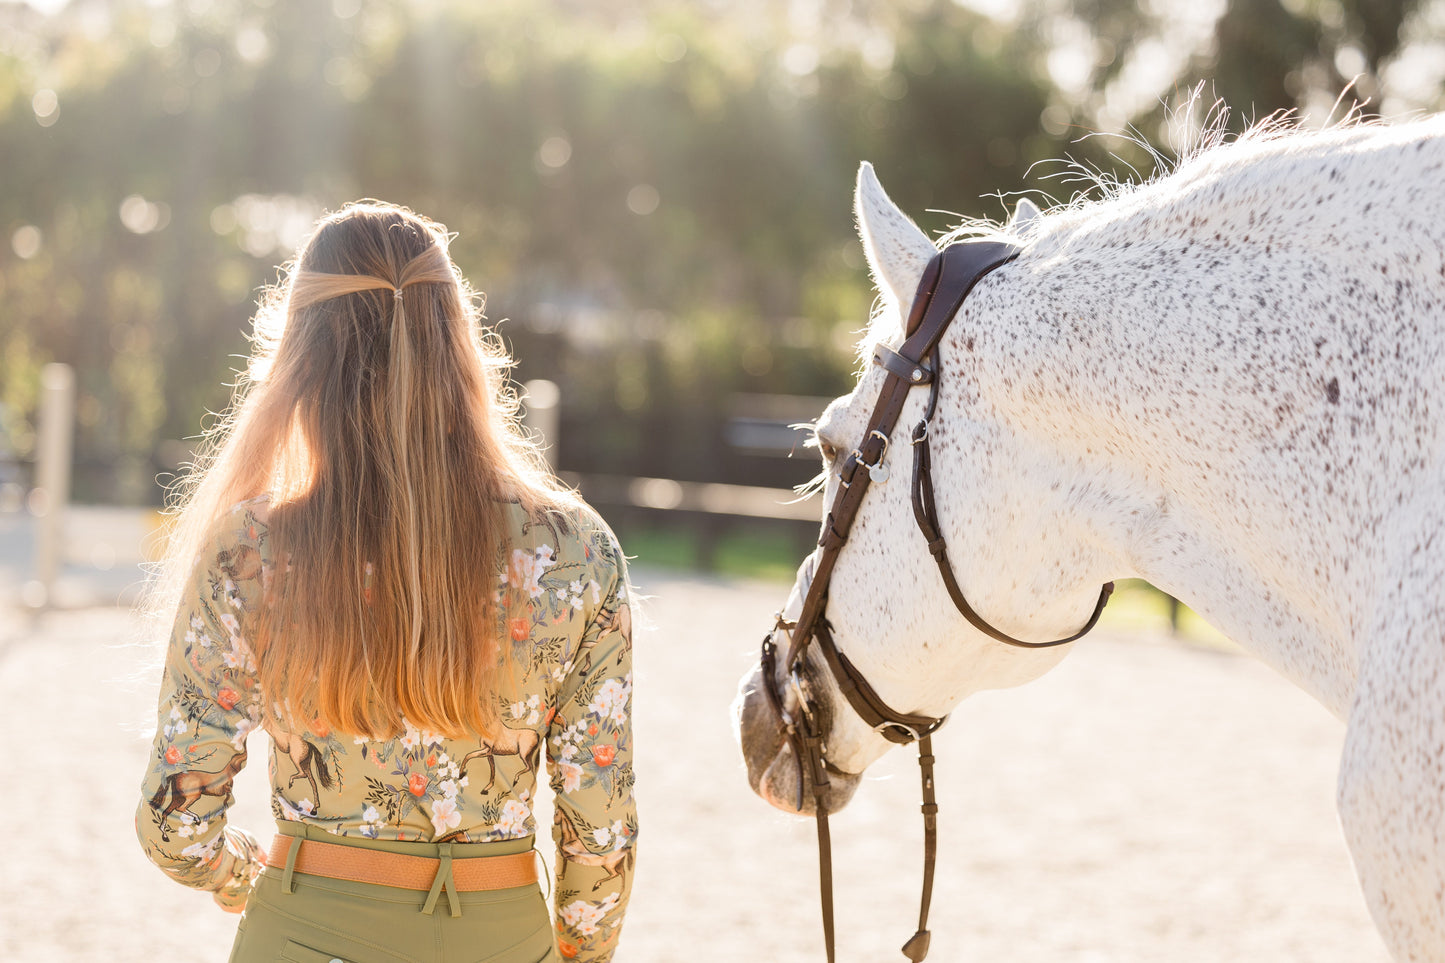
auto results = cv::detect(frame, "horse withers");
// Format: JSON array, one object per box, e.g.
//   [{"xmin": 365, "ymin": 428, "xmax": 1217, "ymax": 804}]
[{"xmin": 734, "ymin": 117, "xmax": 1445, "ymax": 962}]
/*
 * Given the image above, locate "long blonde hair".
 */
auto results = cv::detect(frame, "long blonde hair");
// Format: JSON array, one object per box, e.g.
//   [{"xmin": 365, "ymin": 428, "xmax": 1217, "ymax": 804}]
[{"xmin": 154, "ymin": 200, "xmax": 574, "ymax": 739}]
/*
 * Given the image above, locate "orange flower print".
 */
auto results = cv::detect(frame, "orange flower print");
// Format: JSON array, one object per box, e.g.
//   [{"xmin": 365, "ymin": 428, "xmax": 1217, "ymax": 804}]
[
  {"xmin": 558, "ymin": 941, "xmax": 579, "ymax": 959},
  {"xmin": 311, "ymin": 719, "xmax": 331, "ymax": 739},
  {"xmin": 408, "ymin": 773, "xmax": 428, "ymax": 797},
  {"xmin": 426, "ymin": 754, "xmax": 437, "ymax": 767},
  {"xmin": 216, "ymin": 687, "xmax": 239, "ymax": 711},
  {"xmin": 164, "ymin": 745, "xmax": 181, "ymax": 765},
  {"xmin": 588, "ymin": 724, "xmax": 598, "ymax": 736},
  {"xmin": 591, "ymin": 744, "xmax": 616, "ymax": 767},
  {"xmin": 509, "ymin": 616, "xmax": 530, "ymax": 642}
]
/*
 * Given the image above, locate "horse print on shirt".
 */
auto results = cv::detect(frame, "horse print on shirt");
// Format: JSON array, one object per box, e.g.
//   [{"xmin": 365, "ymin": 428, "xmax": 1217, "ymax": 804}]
[{"xmin": 147, "ymin": 748, "xmax": 248, "ymax": 842}]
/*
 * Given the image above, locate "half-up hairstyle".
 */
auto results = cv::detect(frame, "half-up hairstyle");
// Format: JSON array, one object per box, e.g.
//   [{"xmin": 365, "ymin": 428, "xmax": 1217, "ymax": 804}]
[{"xmin": 152, "ymin": 200, "xmax": 575, "ymax": 739}]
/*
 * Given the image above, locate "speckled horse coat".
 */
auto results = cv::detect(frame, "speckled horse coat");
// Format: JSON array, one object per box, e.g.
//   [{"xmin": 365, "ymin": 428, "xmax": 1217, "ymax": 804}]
[{"xmin": 734, "ymin": 117, "xmax": 1445, "ymax": 962}]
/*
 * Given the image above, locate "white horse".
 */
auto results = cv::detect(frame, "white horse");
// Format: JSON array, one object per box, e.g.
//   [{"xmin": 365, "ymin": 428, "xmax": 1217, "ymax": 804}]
[{"xmin": 735, "ymin": 116, "xmax": 1445, "ymax": 962}]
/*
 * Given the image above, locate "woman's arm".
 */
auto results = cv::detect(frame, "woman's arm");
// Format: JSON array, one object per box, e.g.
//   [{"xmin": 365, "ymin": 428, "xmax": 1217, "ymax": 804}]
[
  {"xmin": 135, "ymin": 508, "xmax": 268, "ymax": 911},
  {"xmin": 547, "ymin": 532, "xmax": 637, "ymax": 963}
]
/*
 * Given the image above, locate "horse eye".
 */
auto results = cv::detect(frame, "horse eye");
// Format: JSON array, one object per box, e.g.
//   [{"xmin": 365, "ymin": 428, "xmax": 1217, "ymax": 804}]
[{"xmin": 818, "ymin": 438, "xmax": 839, "ymax": 463}]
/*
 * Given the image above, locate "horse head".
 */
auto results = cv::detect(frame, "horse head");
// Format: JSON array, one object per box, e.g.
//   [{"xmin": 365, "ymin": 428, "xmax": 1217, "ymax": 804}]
[{"xmin": 734, "ymin": 163, "xmax": 1118, "ymax": 816}]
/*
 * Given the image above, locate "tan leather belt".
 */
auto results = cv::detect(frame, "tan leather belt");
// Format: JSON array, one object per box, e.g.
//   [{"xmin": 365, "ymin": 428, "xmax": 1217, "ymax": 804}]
[{"xmin": 267, "ymin": 835, "xmax": 538, "ymax": 892}]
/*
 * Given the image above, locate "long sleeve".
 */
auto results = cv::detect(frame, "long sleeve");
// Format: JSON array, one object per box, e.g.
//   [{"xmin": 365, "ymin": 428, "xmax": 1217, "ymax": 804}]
[
  {"xmin": 135, "ymin": 508, "xmax": 268, "ymax": 910},
  {"xmin": 546, "ymin": 537, "xmax": 637, "ymax": 963}
]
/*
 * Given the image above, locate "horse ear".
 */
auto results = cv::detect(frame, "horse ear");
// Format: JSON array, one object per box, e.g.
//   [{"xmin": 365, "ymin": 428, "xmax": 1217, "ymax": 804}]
[
  {"xmin": 1009, "ymin": 197, "xmax": 1042, "ymax": 233},
  {"xmin": 855, "ymin": 162, "xmax": 936, "ymax": 315}
]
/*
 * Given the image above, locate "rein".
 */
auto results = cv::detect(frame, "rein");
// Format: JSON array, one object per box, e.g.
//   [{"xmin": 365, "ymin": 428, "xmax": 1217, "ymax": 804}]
[{"xmin": 761, "ymin": 239, "xmax": 1115, "ymax": 962}]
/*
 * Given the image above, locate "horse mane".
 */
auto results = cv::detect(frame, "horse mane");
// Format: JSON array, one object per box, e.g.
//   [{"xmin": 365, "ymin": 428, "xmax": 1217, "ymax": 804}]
[
  {"xmin": 857, "ymin": 96, "xmax": 1391, "ymax": 364},
  {"xmin": 1016, "ymin": 92, "xmax": 1383, "ymax": 222}
]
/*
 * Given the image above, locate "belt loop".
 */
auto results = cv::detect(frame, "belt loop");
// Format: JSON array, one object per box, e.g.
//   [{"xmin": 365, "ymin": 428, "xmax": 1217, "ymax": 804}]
[
  {"xmin": 530, "ymin": 843, "xmax": 551, "ymax": 901},
  {"xmin": 281, "ymin": 836, "xmax": 301, "ymax": 895},
  {"xmin": 422, "ymin": 843, "xmax": 460, "ymax": 918}
]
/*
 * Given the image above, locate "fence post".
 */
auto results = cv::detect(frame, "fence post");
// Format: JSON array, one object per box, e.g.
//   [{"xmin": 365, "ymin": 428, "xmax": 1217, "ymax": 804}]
[
  {"xmin": 522, "ymin": 379, "xmax": 560, "ymax": 471},
  {"xmin": 31, "ymin": 362, "xmax": 75, "ymax": 607}
]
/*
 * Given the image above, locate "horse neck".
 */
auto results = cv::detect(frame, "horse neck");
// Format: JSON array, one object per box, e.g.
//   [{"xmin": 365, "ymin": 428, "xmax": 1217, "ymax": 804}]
[{"xmin": 957, "ymin": 122, "xmax": 1445, "ymax": 715}]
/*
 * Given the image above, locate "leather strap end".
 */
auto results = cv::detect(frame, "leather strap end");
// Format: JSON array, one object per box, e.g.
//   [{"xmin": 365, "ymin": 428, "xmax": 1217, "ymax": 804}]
[{"xmin": 901, "ymin": 929, "xmax": 931, "ymax": 961}]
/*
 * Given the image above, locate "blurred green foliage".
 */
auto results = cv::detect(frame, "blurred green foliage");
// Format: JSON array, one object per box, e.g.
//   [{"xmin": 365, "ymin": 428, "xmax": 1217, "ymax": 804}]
[{"xmin": 0, "ymin": 0, "xmax": 1435, "ymax": 503}]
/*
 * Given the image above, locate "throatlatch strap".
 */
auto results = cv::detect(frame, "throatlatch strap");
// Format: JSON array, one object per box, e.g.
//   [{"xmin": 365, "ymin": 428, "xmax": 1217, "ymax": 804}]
[{"xmin": 909, "ymin": 356, "xmax": 1115, "ymax": 649}]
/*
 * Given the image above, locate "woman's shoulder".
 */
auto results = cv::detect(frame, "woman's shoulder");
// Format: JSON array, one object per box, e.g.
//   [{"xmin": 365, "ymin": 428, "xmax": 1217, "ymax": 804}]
[
  {"xmin": 502, "ymin": 498, "xmax": 625, "ymax": 575},
  {"xmin": 195, "ymin": 496, "xmax": 272, "ymax": 565},
  {"xmin": 217, "ymin": 495, "xmax": 272, "ymax": 538}
]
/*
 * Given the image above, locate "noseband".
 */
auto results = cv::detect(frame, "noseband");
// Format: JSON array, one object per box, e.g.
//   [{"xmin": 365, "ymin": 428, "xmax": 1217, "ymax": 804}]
[{"xmin": 759, "ymin": 239, "xmax": 1115, "ymax": 962}]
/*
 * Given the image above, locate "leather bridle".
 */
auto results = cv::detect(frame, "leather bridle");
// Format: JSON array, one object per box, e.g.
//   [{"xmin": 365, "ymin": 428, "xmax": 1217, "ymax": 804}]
[{"xmin": 758, "ymin": 239, "xmax": 1116, "ymax": 962}]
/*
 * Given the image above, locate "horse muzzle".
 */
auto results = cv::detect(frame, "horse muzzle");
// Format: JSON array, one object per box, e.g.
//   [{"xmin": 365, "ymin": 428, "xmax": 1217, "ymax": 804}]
[{"xmin": 733, "ymin": 661, "xmax": 862, "ymax": 816}]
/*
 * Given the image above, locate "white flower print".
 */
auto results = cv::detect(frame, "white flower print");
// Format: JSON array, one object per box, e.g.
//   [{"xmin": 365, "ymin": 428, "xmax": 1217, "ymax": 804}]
[
  {"xmin": 560, "ymin": 899, "xmax": 609, "ymax": 937},
  {"xmin": 504, "ymin": 546, "xmax": 556, "ymax": 600},
  {"xmin": 440, "ymin": 779, "xmax": 458, "ymax": 799},
  {"xmin": 493, "ymin": 796, "xmax": 531, "ymax": 837},
  {"xmin": 181, "ymin": 836, "xmax": 221, "ymax": 862},
  {"xmin": 231, "ymin": 716, "xmax": 256, "ymax": 751},
  {"xmin": 558, "ymin": 760, "xmax": 583, "ymax": 792},
  {"xmin": 430, "ymin": 796, "xmax": 461, "ymax": 836},
  {"xmin": 217, "ymin": 619, "xmax": 256, "ymax": 672},
  {"xmin": 187, "ymin": 614, "xmax": 213, "ymax": 648},
  {"xmin": 587, "ymin": 676, "xmax": 632, "ymax": 727},
  {"xmin": 592, "ymin": 826, "xmax": 611, "ymax": 847},
  {"xmin": 359, "ymin": 805, "xmax": 385, "ymax": 838},
  {"xmin": 401, "ymin": 722, "xmax": 422, "ymax": 751},
  {"xmin": 607, "ymin": 820, "xmax": 628, "ymax": 851},
  {"xmin": 276, "ymin": 795, "xmax": 313, "ymax": 821}
]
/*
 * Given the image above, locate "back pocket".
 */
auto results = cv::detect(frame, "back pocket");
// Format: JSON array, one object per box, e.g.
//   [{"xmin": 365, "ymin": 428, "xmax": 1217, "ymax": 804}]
[{"xmin": 280, "ymin": 940, "xmax": 359, "ymax": 963}]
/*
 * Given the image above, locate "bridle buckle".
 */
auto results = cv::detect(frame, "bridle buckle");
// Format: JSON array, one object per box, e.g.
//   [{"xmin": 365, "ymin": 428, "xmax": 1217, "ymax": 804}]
[
  {"xmin": 853, "ymin": 429, "xmax": 893, "ymax": 484},
  {"xmin": 873, "ymin": 719, "xmax": 925, "ymax": 744}
]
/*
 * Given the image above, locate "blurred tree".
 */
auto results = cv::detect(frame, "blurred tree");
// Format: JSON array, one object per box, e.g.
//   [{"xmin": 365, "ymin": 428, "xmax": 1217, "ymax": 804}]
[
  {"xmin": 0, "ymin": 0, "xmax": 1436, "ymax": 505},
  {"xmin": 1020, "ymin": 0, "xmax": 1429, "ymax": 141}
]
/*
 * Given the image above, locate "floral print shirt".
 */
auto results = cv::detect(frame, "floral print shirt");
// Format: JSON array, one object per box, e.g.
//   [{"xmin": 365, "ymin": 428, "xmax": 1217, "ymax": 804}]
[{"xmin": 136, "ymin": 497, "xmax": 637, "ymax": 963}]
